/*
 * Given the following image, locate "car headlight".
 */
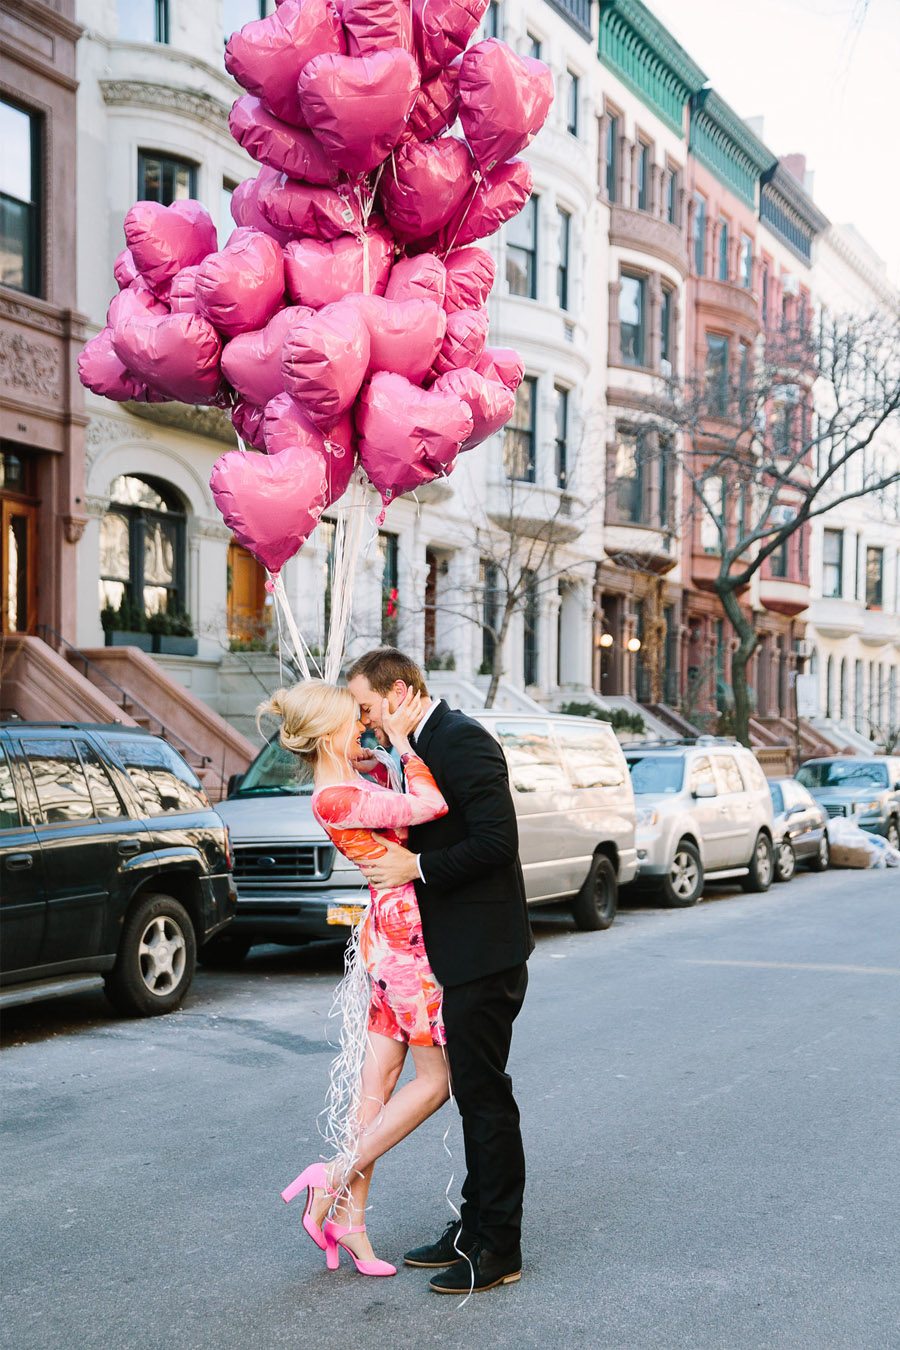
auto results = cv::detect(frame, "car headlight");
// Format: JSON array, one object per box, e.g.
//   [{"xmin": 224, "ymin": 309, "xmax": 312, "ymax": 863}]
[
  {"xmin": 636, "ymin": 808, "xmax": 658, "ymax": 828},
  {"xmin": 852, "ymin": 800, "xmax": 881, "ymax": 816}
]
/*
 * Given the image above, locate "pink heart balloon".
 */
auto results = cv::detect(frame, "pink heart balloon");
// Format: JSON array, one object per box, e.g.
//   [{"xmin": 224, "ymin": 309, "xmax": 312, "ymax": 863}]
[
  {"xmin": 282, "ymin": 299, "xmax": 371, "ymax": 424},
  {"xmin": 342, "ymin": 0, "xmax": 412, "ymax": 56},
  {"xmin": 264, "ymin": 393, "xmax": 356, "ymax": 505},
  {"xmin": 221, "ymin": 304, "xmax": 314, "ymax": 406},
  {"xmin": 284, "ymin": 229, "xmax": 393, "ymax": 309},
  {"xmin": 384, "ymin": 253, "xmax": 447, "ymax": 305},
  {"xmin": 443, "ymin": 246, "xmax": 495, "ymax": 312},
  {"xmin": 298, "ymin": 50, "xmax": 420, "ymax": 177},
  {"xmin": 168, "ymin": 266, "xmax": 201, "ymax": 314},
  {"xmin": 472, "ymin": 345, "xmax": 524, "ymax": 391},
  {"xmin": 106, "ymin": 280, "xmax": 168, "ymax": 328},
  {"xmin": 435, "ymin": 367, "xmax": 515, "ymax": 450},
  {"xmin": 407, "ymin": 62, "xmax": 460, "ymax": 142},
  {"xmin": 210, "ymin": 441, "xmax": 329, "ymax": 574},
  {"xmin": 446, "ymin": 157, "xmax": 534, "ymax": 249},
  {"xmin": 113, "ymin": 248, "xmax": 139, "ymax": 290},
  {"xmin": 348, "ymin": 293, "xmax": 447, "ymax": 382},
  {"xmin": 112, "ymin": 312, "xmax": 224, "ymax": 405},
  {"xmin": 413, "ymin": 0, "xmax": 488, "ymax": 77},
  {"xmin": 124, "ymin": 200, "xmax": 217, "ymax": 296},
  {"xmin": 231, "ymin": 397, "xmax": 268, "ymax": 450},
  {"xmin": 196, "ymin": 230, "xmax": 285, "ymax": 338},
  {"xmin": 228, "ymin": 96, "xmax": 340, "ymax": 185},
  {"xmin": 458, "ymin": 40, "xmax": 554, "ymax": 173},
  {"xmin": 259, "ymin": 174, "xmax": 361, "ymax": 240},
  {"xmin": 231, "ymin": 169, "xmax": 298, "ymax": 247},
  {"xmin": 380, "ymin": 137, "xmax": 475, "ymax": 241},
  {"xmin": 431, "ymin": 307, "xmax": 489, "ymax": 378},
  {"xmin": 224, "ymin": 0, "xmax": 345, "ymax": 127},
  {"xmin": 78, "ymin": 328, "xmax": 151, "ymax": 403},
  {"xmin": 356, "ymin": 371, "xmax": 473, "ymax": 505}
]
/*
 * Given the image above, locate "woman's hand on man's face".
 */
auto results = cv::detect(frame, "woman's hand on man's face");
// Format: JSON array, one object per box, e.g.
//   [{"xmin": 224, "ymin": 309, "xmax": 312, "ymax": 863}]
[{"xmin": 382, "ymin": 687, "xmax": 424, "ymax": 746}]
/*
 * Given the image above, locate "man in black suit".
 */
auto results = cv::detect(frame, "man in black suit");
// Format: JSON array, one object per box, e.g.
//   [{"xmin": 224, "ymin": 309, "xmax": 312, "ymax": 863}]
[{"xmin": 347, "ymin": 648, "xmax": 534, "ymax": 1294}]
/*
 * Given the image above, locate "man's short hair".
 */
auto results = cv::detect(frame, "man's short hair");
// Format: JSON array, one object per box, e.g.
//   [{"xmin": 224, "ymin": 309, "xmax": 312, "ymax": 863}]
[{"xmin": 346, "ymin": 648, "xmax": 429, "ymax": 697}]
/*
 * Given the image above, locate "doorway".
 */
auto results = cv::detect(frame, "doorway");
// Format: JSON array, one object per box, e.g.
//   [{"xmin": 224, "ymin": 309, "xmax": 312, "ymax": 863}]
[
  {"xmin": 1, "ymin": 499, "xmax": 38, "ymax": 636},
  {"xmin": 227, "ymin": 542, "xmax": 267, "ymax": 644}
]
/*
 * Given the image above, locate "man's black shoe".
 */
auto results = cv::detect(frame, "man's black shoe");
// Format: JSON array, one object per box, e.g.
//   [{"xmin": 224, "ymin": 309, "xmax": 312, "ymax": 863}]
[
  {"xmin": 428, "ymin": 1244, "xmax": 522, "ymax": 1294},
  {"xmin": 404, "ymin": 1220, "xmax": 479, "ymax": 1269}
]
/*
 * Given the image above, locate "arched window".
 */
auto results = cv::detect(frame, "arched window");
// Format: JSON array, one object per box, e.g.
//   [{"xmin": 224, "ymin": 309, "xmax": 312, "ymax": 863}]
[{"xmin": 99, "ymin": 475, "xmax": 186, "ymax": 623}]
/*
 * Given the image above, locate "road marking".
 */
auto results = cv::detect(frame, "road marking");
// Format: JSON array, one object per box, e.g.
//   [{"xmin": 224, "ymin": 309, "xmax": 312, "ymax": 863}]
[{"xmin": 683, "ymin": 959, "xmax": 900, "ymax": 976}]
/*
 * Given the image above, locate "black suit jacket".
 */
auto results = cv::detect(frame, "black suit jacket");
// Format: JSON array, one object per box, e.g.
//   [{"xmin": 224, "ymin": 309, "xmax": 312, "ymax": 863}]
[{"xmin": 408, "ymin": 701, "xmax": 534, "ymax": 989}]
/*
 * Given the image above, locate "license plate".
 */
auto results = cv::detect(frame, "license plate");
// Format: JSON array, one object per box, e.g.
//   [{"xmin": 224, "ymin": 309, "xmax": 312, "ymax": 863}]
[{"xmin": 326, "ymin": 904, "xmax": 365, "ymax": 926}]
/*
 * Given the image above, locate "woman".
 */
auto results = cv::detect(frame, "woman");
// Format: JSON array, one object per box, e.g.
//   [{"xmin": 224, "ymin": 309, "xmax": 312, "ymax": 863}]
[{"xmin": 261, "ymin": 680, "xmax": 451, "ymax": 1278}]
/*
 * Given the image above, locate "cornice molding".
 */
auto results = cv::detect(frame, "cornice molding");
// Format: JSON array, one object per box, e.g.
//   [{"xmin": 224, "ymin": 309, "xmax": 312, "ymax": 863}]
[
  {"xmin": 693, "ymin": 89, "xmax": 776, "ymax": 175},
  {"xmin": 761, "ymin": 163, "xmax": 829, "ymax": 236},
  {"xmin": 6, "ymin": 0, "xmax": 83, "ymax": 42},
  {"xmin": 605, "ymin": 0, "xmax": 706, "ymax": 91},
  {"xmin": 821, "ymin": 226, "xmax": 900, "ymax": 312},
  {"xmin": 123, "ymin": 399, "xmax": 236, "ymax": 444},
  {"xmin": 99, "ymin": 79, "xmax": 231, "ymax": 135}
]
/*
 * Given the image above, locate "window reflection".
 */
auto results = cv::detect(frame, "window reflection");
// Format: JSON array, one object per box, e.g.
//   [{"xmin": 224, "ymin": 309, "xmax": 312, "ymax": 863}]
[
  {"xmin": 111, "ymin": 737, "xmax": 208, "ymax": 816},
  {"xmin": 0, "ymin": 747, "xmax": 20, "ymax": 829},
  {"xmin": 495, "ymin": 722, "xmax": 568, "ymax": 793},
  {"xmin": 26, "ymin": 739, "xmax": 95, "ymax": 825},
  {"xmin": 555, "ymin": 724, "xmax": 623, "ymax": 788}
]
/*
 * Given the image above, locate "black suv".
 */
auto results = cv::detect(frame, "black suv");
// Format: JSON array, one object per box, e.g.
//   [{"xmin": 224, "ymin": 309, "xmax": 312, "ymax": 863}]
[{"xmin": 0, "ymin": 723, "xmax": 236, "ymax": 1017}]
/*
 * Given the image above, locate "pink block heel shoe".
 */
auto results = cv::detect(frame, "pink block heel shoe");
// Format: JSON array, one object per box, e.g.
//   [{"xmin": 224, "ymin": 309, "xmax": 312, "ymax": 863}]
[
  {"xmin": 281, "ymin": 1163, "xmax": 333, "ymax": 1252},
  {"xmin": 323, "ymin": 1219, "xmax": 396, "ymax": 1277}
]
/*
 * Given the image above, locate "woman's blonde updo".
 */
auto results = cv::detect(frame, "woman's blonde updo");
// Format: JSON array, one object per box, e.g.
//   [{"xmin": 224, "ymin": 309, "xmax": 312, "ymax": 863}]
[{"xmin": 257, "ymin": 680, "xmax": 357, "ymax": 766}]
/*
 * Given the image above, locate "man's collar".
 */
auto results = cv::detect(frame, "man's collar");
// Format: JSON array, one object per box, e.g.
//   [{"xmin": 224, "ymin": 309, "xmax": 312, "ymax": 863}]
[{"xmin": 412, "ymin": 698, "xmax": 440, "ymax": 743}]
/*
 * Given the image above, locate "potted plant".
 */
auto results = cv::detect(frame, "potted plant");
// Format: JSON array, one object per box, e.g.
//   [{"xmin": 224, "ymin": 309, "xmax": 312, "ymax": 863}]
[
  {"xmin": 103, "ymin": 597, "xmax": 153, "ymax": 651},
  {"xmin": 148, "ymin": 608, "xmax": 198, "ymax": 657}
]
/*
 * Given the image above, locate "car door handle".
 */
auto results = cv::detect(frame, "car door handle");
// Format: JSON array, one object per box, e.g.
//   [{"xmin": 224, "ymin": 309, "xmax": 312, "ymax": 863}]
[
  {"xmin": 6, "ymin": 853, "xmax": 34, "ymax": 871},
  {"xmin": 117, "ymin": 840, "xmax": 141, "ymax": 857}
]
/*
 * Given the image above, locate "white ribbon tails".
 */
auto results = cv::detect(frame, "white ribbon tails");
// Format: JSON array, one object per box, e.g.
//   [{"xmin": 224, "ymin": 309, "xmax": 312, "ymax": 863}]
[
  {"xmin": 268, "ymin": 571, "xmax": 319, "ymax": 681},
  {"xmin": 324, "ymin": 472, "xmax": 371, "ymax": 685}
]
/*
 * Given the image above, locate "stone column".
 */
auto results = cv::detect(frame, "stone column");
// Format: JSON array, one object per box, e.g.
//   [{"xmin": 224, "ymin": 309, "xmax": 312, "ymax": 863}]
[
  {"xmin": 649, "ymin": 162, "xmax": 662, "ymax": 218},
  {"xmin": 608, "ymin": 278, "xmax": 622, "ymax": 366},
  {"xmin": 648, "ymin": 271, "xmax": 663, "ymax": 371},
  {"xmin": 596, "ymin": 113, "xmax": 610, "ymax": 198},
  {"xmin": 617, "ymin": 133, "xmax": 631, "ymax": 206}
]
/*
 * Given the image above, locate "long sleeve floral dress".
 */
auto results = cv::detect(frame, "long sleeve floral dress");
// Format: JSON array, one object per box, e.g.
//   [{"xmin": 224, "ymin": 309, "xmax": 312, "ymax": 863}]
[{"xmin": 312, "ymin": 753, "xmax": 449, "ymax": 1048}]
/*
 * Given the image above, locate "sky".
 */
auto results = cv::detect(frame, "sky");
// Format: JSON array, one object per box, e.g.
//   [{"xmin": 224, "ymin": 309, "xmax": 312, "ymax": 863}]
[{"xmin": 650, "ymin": 0, "xmax": 900, "ymax": 286}]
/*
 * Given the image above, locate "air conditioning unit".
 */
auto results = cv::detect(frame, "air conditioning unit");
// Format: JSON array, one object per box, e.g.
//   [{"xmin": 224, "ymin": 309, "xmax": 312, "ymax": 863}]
[
  {"xmin": 795, "ymin": 638, "xmax": 814, "ymax": 659},
  {"xmin": 660, "ymin": 358, "xmax": 672, "ymax": 377},
  {"xmin": 782, "ymin": 273, "xmax": 800, "ymax": 296}
]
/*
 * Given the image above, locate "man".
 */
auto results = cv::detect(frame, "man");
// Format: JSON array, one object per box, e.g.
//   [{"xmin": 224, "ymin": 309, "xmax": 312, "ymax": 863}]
[{"xmin": 347, "ymin": 647, "xmax": 534, "ymax": 1294}]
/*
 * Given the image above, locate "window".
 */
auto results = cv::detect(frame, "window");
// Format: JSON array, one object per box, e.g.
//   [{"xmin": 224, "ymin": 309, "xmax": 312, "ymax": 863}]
[
  {"xmin": 376, "ymin": 530, "xmax": 399, "ymax": 644},
  {"xmin": 692, "ymin": 193, "xmax": 706, "ymax": 275},
  {"xmin": 866, "ymin": 546, "xmax": 884, "ymax": 609},
  {"xmin": 480, "ymin": 559, "xmax": 499, "ymax": 669},
  {"xmin": 555, "ymin": 723, "xmax": 624, "ymax": 789},
  {"xmin": 224, "ymin": 0, "xmax": 266, "ymax": 38},
  {"xmin": 80, "ymin": 743, "xmax": 127, "ymax": 820},
  {"xmin": 0, "ymin": 746, "xmax": 20, "ymax": 830},
  {"xmin": 770, "ymin": 539, "xmax": 788, "ymax": 578},
  {"xmin": 483, "ymin": 0, "xmax": 501, "ymax": 37},
  {"xmin": 738, "ymin": 340, "xmax": 752, "ymax": 418},
  {"xmin": 660, "ymin": 287, "xmax": 673, "ymax": 371},
  {"xmin": 761, "ymin": 264, "xmax": 769, "ymax": 324},
  {"xmin": 109, "ymin": 737, "xmax": 209, "ymax": 816},
  {"xmin": 627, "ymin": 754, "xmax": 684, "ymax": 795},
  {"xmin": 526, "ymin": 31, "xmax": 541, "ymax": 59},
  {"xmin": 495, "ymin": 722, "xmax": 567, "ymax": 794},
  {"xmin": 701, "ymin": 476, "xmax": 723, "ymax": 553},
  {"xmin": 0, "ymin": 99, "xmax": 41, "ymax": 296},
  {"xmin": 705, "ymin": 334, "xmax": 729, "ymax": 416},
  {"xmin": 138, "ymin": 151, "xmax": 196, "ymax": 205},
  {"xmin": 636, "ymin": 141, "xmax": 650, "ymax": 211},
  {"xmin": 556, "ymin": 206, "xmax": 570, "ymax": 311},
  {"xmin": 522, "ymin": 575, "xmax": 539, "ymax": 686},
  {"xmin": 714, "ymin": 755, "xmax": 745, "ymax": 795},
  {"xmin": 717, "ymin": 219, "xmax": 729, "ymax": 281},
  {"xmin": 506, "ymin": 194, "xmax": 537, "ymax": 299},
  {"xmin": 504, "ymin": 376, "xmax": 536, "ymax": 482},
  {"xmin": 566, "ymin": 72, "xmax": 579, "ymax": 137},
  {"xmin": 119, "ymin": 0, "xmax": 169, "ymax": 43},
  {"xmin": 658, "ymin": 434, "xmax": 672, "ymax": 527},
  {"xmin": 553, "ymin": 385, "xmax": 569, "ymax": 489},
  {"xmin": 688, "ymin": 755, "xmax": 716, "ymax": 794},
  {"xmin": 99, "ymin": 475, "xmax": 186, "ymax": 623},
  {"xmin": 614, "ymin": 428, "xmax": 643, "ymax": 523},
  {"xmin": 619, "ymin": 274, "xmax": 645, "ymax": 366},
  {"xmin": 25, "ymin": 739, "xmax": 95, "ymax": 825},
  {"xmin": 666, "ymin": 167, "xmax": 679, "ymax": 224},
  {"xmin": 221, "ymin": 177, "xmax": 239, "ymax": 230},
  {"xmin": 739, "ymin": 234, "xmax": 753, "ymax": 288},
  {"xmin": 822, "ymin": 529, "xmax": 843, "ymax": 598},
  {"xmin": 605, "ymin": 113, "xmax": 619, "ymax": 202}
]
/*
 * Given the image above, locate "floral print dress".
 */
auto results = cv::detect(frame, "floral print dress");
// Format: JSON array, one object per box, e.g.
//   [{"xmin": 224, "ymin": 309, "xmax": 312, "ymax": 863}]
[{"xmin": 312, "ymin": 754, "xmax": 449, "ymax": 1048}]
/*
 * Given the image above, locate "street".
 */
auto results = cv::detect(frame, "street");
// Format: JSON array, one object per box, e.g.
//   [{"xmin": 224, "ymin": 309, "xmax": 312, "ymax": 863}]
[{"xmin": 2, "ymin": 870, "xmax": 899, "ymax": 1350}]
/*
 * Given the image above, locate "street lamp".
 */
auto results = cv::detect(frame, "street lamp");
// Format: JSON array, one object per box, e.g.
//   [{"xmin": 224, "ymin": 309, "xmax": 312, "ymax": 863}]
[
  {"xmin": 626, "ymin": 636, "xmax": 642, "ymax": 653},
  {"xmin": 598, "ymin": 632, "xmax": 614, "ymax": 648}
]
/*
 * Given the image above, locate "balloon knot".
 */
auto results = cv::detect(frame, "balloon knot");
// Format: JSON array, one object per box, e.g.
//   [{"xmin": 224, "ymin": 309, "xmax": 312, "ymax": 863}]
[{"xmin": 264, "ymin": 578, "xmax": 277, "ymax": 594}]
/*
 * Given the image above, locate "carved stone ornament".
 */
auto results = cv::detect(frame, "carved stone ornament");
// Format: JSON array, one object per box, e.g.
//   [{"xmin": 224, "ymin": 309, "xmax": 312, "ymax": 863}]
[
  {"xmin": 0, "ymin": 294, "xmax": 66, "ymax": 336},
  {"xmin": 193, "ymin": 518, "xmax": 233, "ymax": 542},
  {"xmin": 99, "ymin": 80, "xmax": 231, "ymax": 135},
  {"xmin": 84, "ymin": 494, "xmax": 112, "ymax": 518},
  {"xmin": 124, "ymin": 400, "xmax": 236, "ymax": 445},
  {"xmin": 0, "ymin": 331, "xmax": 62, "ymax": 400},
  {"xmin": 63, "ymin": 515, "xmax": 88, "ymax": 544}
]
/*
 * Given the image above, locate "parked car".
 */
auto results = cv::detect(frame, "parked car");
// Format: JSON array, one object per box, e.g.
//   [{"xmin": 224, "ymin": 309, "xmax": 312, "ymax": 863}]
[
  {"xmin": 213, "ymin": 711, "xmax": 637, "ymax": 960},
  {"xmin": 624, "ymin": 740, "xmax": 775, "ymax": 906},
  {"xmin": 0, "ymin": 723, "xmax": 236, "ymax": 1016},
  {"xmin": 795, "ymin": 757, "xmax": 900, "ymax": 849},
  {"xmin": 768, "ymin": 777, "xmax": 830, "ymax": 881}
]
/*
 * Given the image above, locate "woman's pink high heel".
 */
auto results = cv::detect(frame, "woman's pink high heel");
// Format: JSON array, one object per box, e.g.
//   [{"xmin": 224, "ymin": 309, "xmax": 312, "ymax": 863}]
[
  {"xmin": 323, "ymin": 1218, "xmax": 396, "ymax": 1277},
  {"xmin": 281, "ymin": 1163, "xmax": 333, "ymax": 1252}
]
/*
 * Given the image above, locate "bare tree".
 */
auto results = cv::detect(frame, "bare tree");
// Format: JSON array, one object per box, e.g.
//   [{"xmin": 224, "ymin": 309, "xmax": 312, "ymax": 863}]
[{"xmin": 654, "ymin": 308, "xmax": 900, "ymax": 746}]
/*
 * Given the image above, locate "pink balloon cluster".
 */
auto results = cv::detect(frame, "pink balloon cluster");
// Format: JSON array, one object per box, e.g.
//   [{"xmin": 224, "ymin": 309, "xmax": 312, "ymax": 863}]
[{"xmin": 78, "ymin": 0, "xmax": 552, "ymax": 574}]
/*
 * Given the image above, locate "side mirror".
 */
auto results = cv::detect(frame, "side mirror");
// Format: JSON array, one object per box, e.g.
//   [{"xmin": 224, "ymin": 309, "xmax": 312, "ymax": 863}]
[
  {"xmin": 227, "ymin": 773, "xmax": 244, "ymax": 796},
  {"xmin": 693, "ymin": 782, "xmax": 717, "ymax": 799},
  {"xmin": 787, "ymin": 804, "xmax": 804, "ymax": 818}
]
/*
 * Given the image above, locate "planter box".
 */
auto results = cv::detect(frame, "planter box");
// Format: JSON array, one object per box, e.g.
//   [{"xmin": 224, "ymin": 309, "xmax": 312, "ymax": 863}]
[
  {"xmin": 105, "ymin": 630, "xmax": 153, "ymax": 652},
  {"xmin": 152, "ymin": 635, "xmax": 198, "ymax": 657}
]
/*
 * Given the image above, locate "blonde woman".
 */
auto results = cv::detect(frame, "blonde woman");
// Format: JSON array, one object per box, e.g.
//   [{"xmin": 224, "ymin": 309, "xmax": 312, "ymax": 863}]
[{"xmin": 261, "ymin": 680, "xmax": 451, "ymax": 1278}]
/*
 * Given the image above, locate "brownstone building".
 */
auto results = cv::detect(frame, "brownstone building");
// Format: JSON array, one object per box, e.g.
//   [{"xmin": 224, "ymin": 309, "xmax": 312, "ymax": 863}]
[{"xmin": 0, "ymin": 0, "xmax": 86, "ymax": 644}]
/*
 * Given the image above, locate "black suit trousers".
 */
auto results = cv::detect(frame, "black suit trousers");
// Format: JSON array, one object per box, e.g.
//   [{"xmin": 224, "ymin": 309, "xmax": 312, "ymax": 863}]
[{"xmin": 441, "ymin": 962, "xmax": 528, "ymax": 1257}]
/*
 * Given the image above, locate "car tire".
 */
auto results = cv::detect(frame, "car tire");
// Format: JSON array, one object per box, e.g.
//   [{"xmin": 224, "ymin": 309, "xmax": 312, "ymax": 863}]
[
  {"xmin": 105, "ymin": 892, "xmax": 196, "ymax": 1018},
  {"xmin": 887, "ymin": 817, "xmax": 900, "ymax": 850},
  {"xmin": 198, "ymin": 934, "xmax": 252, "ymax": 969},
  {"xmin": 660, "ymin": 840, "xmax": 704, "ymax": 907},
  {"xmin": 808, "ymin": 833, "xmax": 830, "ymax": 872},
  {"xmin": 572, "ymin": 855, "xmax": 618, "ymax": 931},
  {"xmin": 774, "ymin": 836, "xmax": 796, "ymax": 883},
  {"xmin": 741, "ymin": 833, "xmax": 774, "ymax": 893}
]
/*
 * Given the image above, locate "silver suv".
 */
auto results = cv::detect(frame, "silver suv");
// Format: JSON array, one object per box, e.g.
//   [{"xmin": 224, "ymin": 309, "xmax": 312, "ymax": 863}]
[{"xmin": 624, "ymin": 741, "xmax": 775, "ymax": 907}]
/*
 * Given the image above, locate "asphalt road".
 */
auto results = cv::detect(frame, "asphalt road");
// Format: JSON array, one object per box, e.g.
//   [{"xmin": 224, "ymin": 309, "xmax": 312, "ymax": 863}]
[{"xmin": 2, "ymin": 869, "xmax": 899, "ymax": 1350}]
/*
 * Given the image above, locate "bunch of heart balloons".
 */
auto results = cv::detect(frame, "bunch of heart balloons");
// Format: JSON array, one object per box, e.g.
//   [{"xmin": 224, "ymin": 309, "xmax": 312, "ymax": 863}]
[{"xmin": 78, "ymin": 0, "xmax": 553, "ymax": 576}]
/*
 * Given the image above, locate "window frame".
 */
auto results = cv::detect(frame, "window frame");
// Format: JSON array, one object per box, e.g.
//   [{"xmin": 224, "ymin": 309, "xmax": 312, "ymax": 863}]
[
  {"xmin": 556, "ymin": 205, "xmax": 571, "ymax": 311},
  {"xmin": 553, "ymin": 384, "xmax": 569, "ymax": 490},
  {"xmin": 604, "ymin": 106, "xmax": 620, "ymax": 203},
  {"xmin": 660, "ymin": 285, "xmax": 673, "ymax": 371},
  {"xmin": 705, "ymin": 332, "xmax": 730, "ymax": 417},
  {"xmin": 665, "ymin": 162, "xmax": 680, "ymax": 225},
  {"xmin": 0, "ymin": 97, "xmax": 42, "ymax": 297},
  {"xmin": 99, "ymin": 475, "xmax": 187, "ymax": 622},
  {"xmin": 522, "ymin": 573, "xmax": 539, "ymax": 687},
  {"xmin": 503, "ymin": 375, "xmax": 537, "ymax": 483},
  {"xmin": 618, "ymin": 271, "xmax": 646, "ymax": 367},
  {"xmin": 138, "ymin": 149, "xmax": 198, "ymax": 205},
  {"xmin": 717, "ymin": 217, "xmax": 730, "ymax": 282},
  {"xmin": 822, "ymin": 528, "xmax": 843, "ymax": 599},
  {"xmin": 865, "ymin": 545, "xmax": 884, "ymax": 609},
  {"xmin": 119, "ymin": 0, "xmax": 169, "ymax": 44},
  {"xmin": 377, "ymin": 529, "xmax": 400, "ymax": 645},
  {"xmin": 566, "ymin": 71, "xmax": 579, "ymax": 137},
  {"xmin": 739, "ymin": 234, "xmax": 753, "ymax": 289},
  {"xmin": 483, "ymin": 0, "xmax": 501, "ymax": 38},
  {"xmin": 506, "ymin": 193, "xmax": 538, "ymax": 300},
  {"xmin": 636, "ymin": 138, "xmax": 651, "ymax": 212},
  {"xmin": 692, "ymin": 192, "xmax": 706, "ymax": 276}
]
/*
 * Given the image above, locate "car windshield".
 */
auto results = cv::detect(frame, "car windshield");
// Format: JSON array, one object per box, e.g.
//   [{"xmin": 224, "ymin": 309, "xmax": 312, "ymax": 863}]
[
  {"xmin": 797, "ymin": 761, "xmax": 889, "ymax": 790},
  {"xmin": 769, "ymin": 782, "xmax": 784, "ymax": 814},
  {"xmin": 232, "ymin": 738, "xmax": 311, "ymax": 796},
  {"xmin": 626, "ymin": 755, "xmax": 684, "ymax": 795}
]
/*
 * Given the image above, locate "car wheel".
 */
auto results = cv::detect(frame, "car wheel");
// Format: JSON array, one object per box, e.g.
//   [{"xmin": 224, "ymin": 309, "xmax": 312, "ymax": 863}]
[
  {"xmin": 741, "ymin": 833, "xmax": 774, "ymax": 893},
  {"xmin": 572, "ymin": 855, "xmax": 618, "ymax": 931},
  {"xmin": 808, "ymin": 833, "xmax": 830, "ymax": 872},
  {"xmin": 774, "ymin": 837, "xmax": 796, "ymax": 883},
  {"xmin": 661, "ymin": 840, "xmax": 704, "ymax": 907},
  {"xmin": 105, "ymin": 893, "xmax": 196, "ymax": 1017},
  {"xmin": 887, "ymin": 818, "xmax": 900, "ymax": 850},
  {"xmin": 198, "ymin": 934, "xmax": 252, "ymax": 969}
]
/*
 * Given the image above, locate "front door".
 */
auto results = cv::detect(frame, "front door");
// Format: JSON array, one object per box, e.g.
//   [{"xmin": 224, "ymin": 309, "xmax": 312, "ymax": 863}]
[
  {"xmin": 227, "ymin": 542, "xmax": 267, "ymax": 643},
  {"xmin": 1, "ymin": 499, "xmax": 38, "ymax": 635}
]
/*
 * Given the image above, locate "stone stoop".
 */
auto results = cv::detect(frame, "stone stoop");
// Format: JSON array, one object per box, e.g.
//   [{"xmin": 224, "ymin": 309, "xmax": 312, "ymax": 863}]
[{"xmin": 0, "ymin": 636, "xmax": 138, "ymax": 728}]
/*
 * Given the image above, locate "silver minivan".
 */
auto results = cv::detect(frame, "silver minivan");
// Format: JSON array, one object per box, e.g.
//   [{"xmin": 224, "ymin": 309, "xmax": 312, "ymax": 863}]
[{"xmin": 210, "ymin": 711, "xmax": 637, "ymax": 963}]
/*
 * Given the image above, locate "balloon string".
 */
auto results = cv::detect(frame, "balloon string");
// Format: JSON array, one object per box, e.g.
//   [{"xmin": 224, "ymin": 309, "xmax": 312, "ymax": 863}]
[{"xmin": 439, "ymin": 171, "xmax": 482, "ymax": 258}]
